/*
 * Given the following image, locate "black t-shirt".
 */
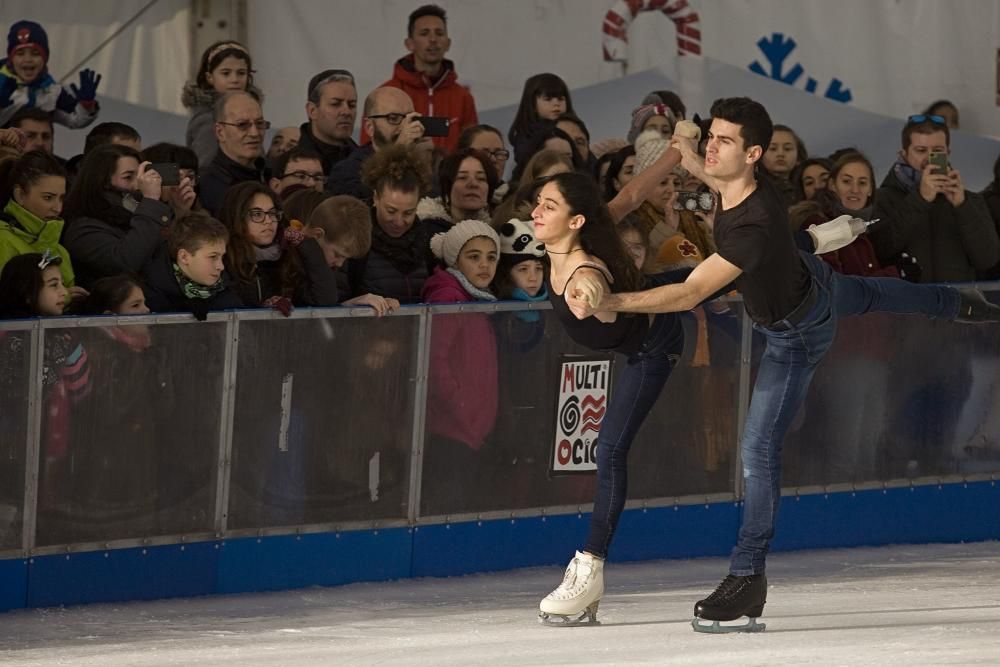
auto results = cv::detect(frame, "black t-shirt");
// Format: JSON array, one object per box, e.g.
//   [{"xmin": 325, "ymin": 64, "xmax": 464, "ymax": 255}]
[{"xmin": 713, "ymin": 177, "xmax": 811, "ymax": 326}]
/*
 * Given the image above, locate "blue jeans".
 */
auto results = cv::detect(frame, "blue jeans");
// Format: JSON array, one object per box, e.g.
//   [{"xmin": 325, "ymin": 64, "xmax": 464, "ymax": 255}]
[
  {"xmin": 584, "ymin": 311, "xmax": 684, "ymax": 558},
  {"xmin": 730, "ymin": 251, "xmax": 961, "ymax": 575}
]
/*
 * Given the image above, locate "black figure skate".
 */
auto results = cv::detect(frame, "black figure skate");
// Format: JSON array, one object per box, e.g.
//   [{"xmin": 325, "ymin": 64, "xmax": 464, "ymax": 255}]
[{"xmin": 691, "ymin": 573, "xmax": 767, "ymax": 633}]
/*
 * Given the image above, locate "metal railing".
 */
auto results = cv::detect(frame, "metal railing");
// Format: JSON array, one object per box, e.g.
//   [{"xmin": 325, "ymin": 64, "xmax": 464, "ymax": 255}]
[{"xmin": 1, "ymin": 289, "xmax": 998, "ymax": 559}]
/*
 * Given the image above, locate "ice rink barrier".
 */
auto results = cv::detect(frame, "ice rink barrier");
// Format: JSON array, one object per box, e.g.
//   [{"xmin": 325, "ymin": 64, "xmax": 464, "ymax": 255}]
[{"xmin": 1, "ymin": 289, "xmax": 999, "ymax": 611}]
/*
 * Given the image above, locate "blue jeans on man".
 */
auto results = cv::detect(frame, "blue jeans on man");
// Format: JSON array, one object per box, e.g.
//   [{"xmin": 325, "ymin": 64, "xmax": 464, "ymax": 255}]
[{"xmin": 730, "ymin": 252, "xmax": 960, "ymax": 575}]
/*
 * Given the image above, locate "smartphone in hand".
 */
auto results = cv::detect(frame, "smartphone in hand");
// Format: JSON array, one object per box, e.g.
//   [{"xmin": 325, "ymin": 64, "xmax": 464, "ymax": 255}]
[
  {"xmin": 928, "ymin": 151, "xmax": 949, "ymax": 176},
  {"xmin": 149, "ymin": 162, "xmax": 181, "ymax": 186}
]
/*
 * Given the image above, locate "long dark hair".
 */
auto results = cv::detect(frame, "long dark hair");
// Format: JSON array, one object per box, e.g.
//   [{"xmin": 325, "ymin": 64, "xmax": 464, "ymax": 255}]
[
  {"xmin": 509, "ymin": 73, "xmax": 574, "ymax": 147},
  {"xmin": 62, "ymin": 144, "xmax": 142, "ymax": 222},
  {"xmin": 511, "ymin": 122, "xmax": 584, "ymax": 184},
  {"xmin": 79, "ymin": 274, "xmax": 145, "ymax": 314},
  {"xmin": 218, "ymin": 182, "xmax": 302, "ymax": 293},
  {"xmin": 602, "ymin": 145, "xmax": 636, "ymax": 201},
  {"xmin": 0, "ymin": 253, "xmax": 54, "ymax": 318},
  {"xmin": 0, "ymin": 150, "xmax": 66, "ymax": 206},
  {"xmin": 545, "ymin": 172, "xmax": 642, "ymax": 293}
]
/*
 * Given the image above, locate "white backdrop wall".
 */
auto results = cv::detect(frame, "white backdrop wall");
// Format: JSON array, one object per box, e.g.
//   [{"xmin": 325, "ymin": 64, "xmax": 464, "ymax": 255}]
[
  {"xmin": 4, "ymin": 1, "xmax": 999, "ymax": 164},
  {"xmin": 248, "ymin": 0, "xmax": 1000, "ymax": 137}
]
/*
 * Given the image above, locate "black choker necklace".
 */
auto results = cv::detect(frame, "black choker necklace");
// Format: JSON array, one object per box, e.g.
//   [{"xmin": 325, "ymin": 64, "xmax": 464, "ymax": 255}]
[{"xmin": 546, "ymin": 247, "xmax": 584, "ymax": 255}]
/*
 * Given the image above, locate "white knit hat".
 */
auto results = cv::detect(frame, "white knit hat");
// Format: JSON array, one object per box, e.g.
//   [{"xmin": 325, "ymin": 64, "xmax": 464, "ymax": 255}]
[
  {"xmin": 430, "ymin": 219, "xmax": 500, "ymax": 268},
  {"xmin": 633, "ymin": 128, "xmax": 670, "ymax": 176}
]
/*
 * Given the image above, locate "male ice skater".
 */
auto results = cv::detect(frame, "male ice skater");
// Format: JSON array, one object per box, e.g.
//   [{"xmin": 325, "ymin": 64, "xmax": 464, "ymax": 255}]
[{"xmin": 568, "ymin": 97, "xmax": 1000, "ymax": 633}]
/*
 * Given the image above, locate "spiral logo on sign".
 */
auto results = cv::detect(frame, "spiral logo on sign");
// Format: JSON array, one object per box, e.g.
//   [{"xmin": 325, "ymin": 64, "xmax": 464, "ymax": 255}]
[{"xmin": 559, "ymin": 395, "xmax": 580, "ymax": 436}]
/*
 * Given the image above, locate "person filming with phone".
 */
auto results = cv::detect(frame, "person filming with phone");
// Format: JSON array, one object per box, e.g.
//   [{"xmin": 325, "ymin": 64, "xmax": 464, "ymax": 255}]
[
  {"xmin": 872, "ymin": 114, "xmax": 997, "ymax": 282},
  {"xmin": 327, "ymin": 86, "xmax": 429, "ymax": 201}
]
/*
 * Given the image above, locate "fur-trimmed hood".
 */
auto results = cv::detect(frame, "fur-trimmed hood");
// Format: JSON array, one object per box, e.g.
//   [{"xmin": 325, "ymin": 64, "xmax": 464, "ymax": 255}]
[{"xmin": 416, "ymin": 196, "xmax": 490, "ymax": 225}]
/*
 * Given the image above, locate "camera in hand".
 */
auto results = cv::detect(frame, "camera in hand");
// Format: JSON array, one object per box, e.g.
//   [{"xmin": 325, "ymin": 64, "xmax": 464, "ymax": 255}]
[
  {"xmin": 673, "ymin": 191, "xmax": 717, "ymax": 212},
  {"xmin": 149, "ymin": 162, "xmax": 181, "ymax": 187},
  {"xmin": 417, "ymin": 116, "xmax": 450, "ymax": 137}
]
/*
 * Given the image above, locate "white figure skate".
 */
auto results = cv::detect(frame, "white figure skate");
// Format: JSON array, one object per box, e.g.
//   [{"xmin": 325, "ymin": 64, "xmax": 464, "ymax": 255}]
[{"xmin": 538, "ymin": 551, "xmax": 604, "ymax": 625}]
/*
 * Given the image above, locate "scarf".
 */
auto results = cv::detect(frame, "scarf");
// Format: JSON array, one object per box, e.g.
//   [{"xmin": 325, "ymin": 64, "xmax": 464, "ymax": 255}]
[
  {"xmin": 892, "ymin": 159, "xmax": 922, "ymax": 194},
  {"xmin": 97, "ymin": 189, "xmax": 141, "ymax": 229},
  {"xmin": 511, "ymin": 285, "xmax": 548, "ymax": 322},
  {"xmin": 254, "ymin": 243, "xmax": 282, "ymax": 262},
  {"xmin": 446, "ymin": 267, "xmax": 497, "ymax": 301},
  {"xmin": 372, "ymin": 220, "xmax": 425, "ymax": 275},
  {"xmin": 173, "ymin": 263, "xmax": 226, "ymax": 300}
]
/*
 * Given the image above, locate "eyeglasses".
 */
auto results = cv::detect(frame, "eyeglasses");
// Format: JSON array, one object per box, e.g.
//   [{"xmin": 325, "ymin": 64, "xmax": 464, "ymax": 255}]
[
  {"xmin": 282, "ymin": 170, "xmax": 327, "ymax": 184},
  {"xmin": 367, "ymin": 113, "xmax": 407, "ymax": 125},
  {"xmin": 479, "ymin": 149, "xmax": 510, "ymax": 161},
  {"xmin": 218, "ymin": 119, "xmax": 271, "ymax": 133},
  {"xmin": 906, "ymin": 114, "xmax": 946, "ymax": 126},
  {"xmin": 247, "ymin": 208, "xmax": 283, "ymax": 224}
]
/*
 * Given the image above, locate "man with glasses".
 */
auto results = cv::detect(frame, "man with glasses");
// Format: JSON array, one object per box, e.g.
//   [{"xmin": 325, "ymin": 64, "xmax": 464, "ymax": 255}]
[
  {"xmin": 200, "ymin": 91, "xmax": 268, "ymax": 216},
  {"xmin": 328, "ymin": 86, "xmax": 427, "ymax": 201},
  {"xmin": 360, "ymin": 4, "xmax": 477, "ymax": 152},
  {"xmin": 872, "ymin": 114, "xmax": 997, "ymax": 282},
  {"xmin": 299, "ymin": 69, "xmax": 359, "ymax": 178},
  {"xmin": 269, "ymin": 147, "xmax": 326, "ymax": 198}
]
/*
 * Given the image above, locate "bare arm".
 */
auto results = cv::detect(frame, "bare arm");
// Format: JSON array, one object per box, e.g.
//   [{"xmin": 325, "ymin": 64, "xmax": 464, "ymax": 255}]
[
  {"xmin": 565, "ymin": 267, "xmax": 617, "ymax": 323},
  {"xmin": 607, "ymin": 146, "xmax": 682, "ymax": 222},
  {"xmin": 569, "ymin": 253, "xmax": 742, "ymax": 316}
]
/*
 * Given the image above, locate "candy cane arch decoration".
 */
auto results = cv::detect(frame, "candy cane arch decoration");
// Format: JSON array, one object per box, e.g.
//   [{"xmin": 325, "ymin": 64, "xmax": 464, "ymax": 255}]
[{"xmin": 602, "ymin": 0, "xmax": 702, "ymax": 63}]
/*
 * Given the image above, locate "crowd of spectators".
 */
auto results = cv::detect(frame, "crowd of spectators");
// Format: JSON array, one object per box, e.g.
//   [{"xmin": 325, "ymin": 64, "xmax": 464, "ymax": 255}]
[{"xmin": 1, "ymin": 8, "xmax": 998, "ymax": 514}]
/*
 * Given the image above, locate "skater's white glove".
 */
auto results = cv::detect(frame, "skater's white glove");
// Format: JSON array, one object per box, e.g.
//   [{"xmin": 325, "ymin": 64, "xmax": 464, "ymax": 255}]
[
  {"xmin": 573, "ymin": 273, "xmax": 605, "ymax": 312},
  {"xmin": 674, "ymin": 120, "xmax": 702, "ymax": 142},
  {"xmin": 807, "ymin": 215, "xmax": 869, "ymax": 254}
]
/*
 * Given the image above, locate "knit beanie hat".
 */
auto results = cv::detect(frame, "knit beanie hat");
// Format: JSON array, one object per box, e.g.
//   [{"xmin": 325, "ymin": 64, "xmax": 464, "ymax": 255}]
[
  {"xmin": 7, "ymin": 20, "xmax": 48, "ymax": 61},
  {"xmin": 430, "ymin": 219, "xmax": 499, "ymax": 268},
  {"xmin": 627, "ymin": 103, "xmax": 676, "ymax": 144},
  {"xmin": 633, "ymin": 129, "xmax": 670, "ymax": 176},
  {"xmin": 497, "ymin": 218, "xmax": 545, "ymax": 265}
]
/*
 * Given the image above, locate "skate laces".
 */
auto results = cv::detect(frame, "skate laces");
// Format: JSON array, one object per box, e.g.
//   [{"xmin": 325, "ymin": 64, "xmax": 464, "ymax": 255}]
[
  {"xmin": 547, "ymin": 555, "xmax": 596, "ymax": 601},
  {"xmin": 705, "ymin": 574, "xmax": 744, "ymax": 602}
]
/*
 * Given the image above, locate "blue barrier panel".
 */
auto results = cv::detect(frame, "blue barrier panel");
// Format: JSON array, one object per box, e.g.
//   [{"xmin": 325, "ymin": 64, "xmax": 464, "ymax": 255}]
[
  {"xmin": 612, "ymin": 502, "xmax": 742, "ymax": 562},
  {"xmin": 216, "ymin": 529, "xmax": 413, "ymax": 595},
  {"xmin": 412, "ymin": 513, "xmax": 591, "ymax": 577},
  {"xmin": 0, "ymin": 558, "xmax": 27, "ymax": 612},
  {"xmin": 26, "ymin": 542, "xmax": 219, "ymax": 608},
  {"xmin": 772, "ymin": 481, "xmax": 1000, "ymax": 552}
]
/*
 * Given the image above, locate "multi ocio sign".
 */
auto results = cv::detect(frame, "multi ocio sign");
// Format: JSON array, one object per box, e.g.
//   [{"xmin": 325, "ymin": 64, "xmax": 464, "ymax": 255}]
[{"xmin": 551, "ymin": 355, "xmax": 613, "ymax": 474}]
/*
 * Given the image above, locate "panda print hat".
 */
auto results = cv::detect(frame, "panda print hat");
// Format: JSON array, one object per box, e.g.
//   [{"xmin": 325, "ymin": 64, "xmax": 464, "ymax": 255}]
[{"xmin": 497, "ymin": 217, "xmax": 546, "ymax": 266}]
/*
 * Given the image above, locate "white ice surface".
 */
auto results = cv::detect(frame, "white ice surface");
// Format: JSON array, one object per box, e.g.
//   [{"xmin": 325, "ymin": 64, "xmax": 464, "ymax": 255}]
[{"xmin": 1, "ymin": 541, "xmax": 999, "ymax": 666}]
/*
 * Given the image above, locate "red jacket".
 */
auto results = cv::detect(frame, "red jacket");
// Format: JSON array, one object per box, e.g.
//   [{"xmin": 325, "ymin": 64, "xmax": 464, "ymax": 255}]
[
  {"xmin": 361, "ymin": 55, "xmax": 478, "ymax": 153},
  {"xmin": 421, "ymin": 267, "xmax": 497, "ymax": 450}
]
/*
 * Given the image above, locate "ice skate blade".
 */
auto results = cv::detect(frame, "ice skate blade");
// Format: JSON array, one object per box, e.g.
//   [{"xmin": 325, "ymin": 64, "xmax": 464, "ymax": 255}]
[
  {"xmin": 538, "ymin": 606, "xmax": 600, "ymax": 626},
  {"xmin": 691, "ymin": 616, "xmax": 765, "ymax": 634}
]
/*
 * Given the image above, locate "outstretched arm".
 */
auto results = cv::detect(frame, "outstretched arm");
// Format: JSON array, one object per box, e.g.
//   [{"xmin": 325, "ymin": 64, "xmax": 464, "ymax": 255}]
[
  {"xmin": 568, "ymin": 253, "xmax": 742, "ymax": 317},
  {"xmin": 607, "ymin": 146, "xmax": 682, "ymax": 223}
]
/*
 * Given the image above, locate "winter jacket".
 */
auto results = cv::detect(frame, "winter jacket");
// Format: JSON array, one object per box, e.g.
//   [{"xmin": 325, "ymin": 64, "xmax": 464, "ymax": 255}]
[
  {"xmin": 872, "ymin": 167, "xmax": 998, "ymax": 283},
  {"xmin": 181, "ymin": 83, "xmax": 265, "ymax": 169},
  {"xmin": 198, "ymin": 151, "xmax": 266, "ymax": 217},
  {"xmin": 232, "ymin": 237, "xmax": 339, "ymax": 307},
  {"xmin": 141, "ymin": 244, "xmax": 243, "ymax": 319},
  {"xmin": 297, "ymin": 121, "xmax": 357, "ymax": 177},
  {"xmin": 0, "ymin": 199, "xmax": 75, "ymax": 287},
  {"xmin": 361, "ymin": 55, "xmax": 478, "ymax": 153},
  {"xmin": 347, "ymin": 216, "xmax": 432, "ymax": 304},
  {"xmin": 62, "ymin": 196, "xmax": 172, "ymax": 289},
  {"xmin": 326, "ymin": 143, "xmax": 375, "ymax": 201},
  {"xmin": 0, "ymin": 60, "xmax": 98, "ymax": 129},
  {"xmin": 421, "ymin": 266, "xmax": 497, "ymax": 450},
  {"xmin": 980, "ymin": 183, "xmax": 1000, "ymax": 281}
]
